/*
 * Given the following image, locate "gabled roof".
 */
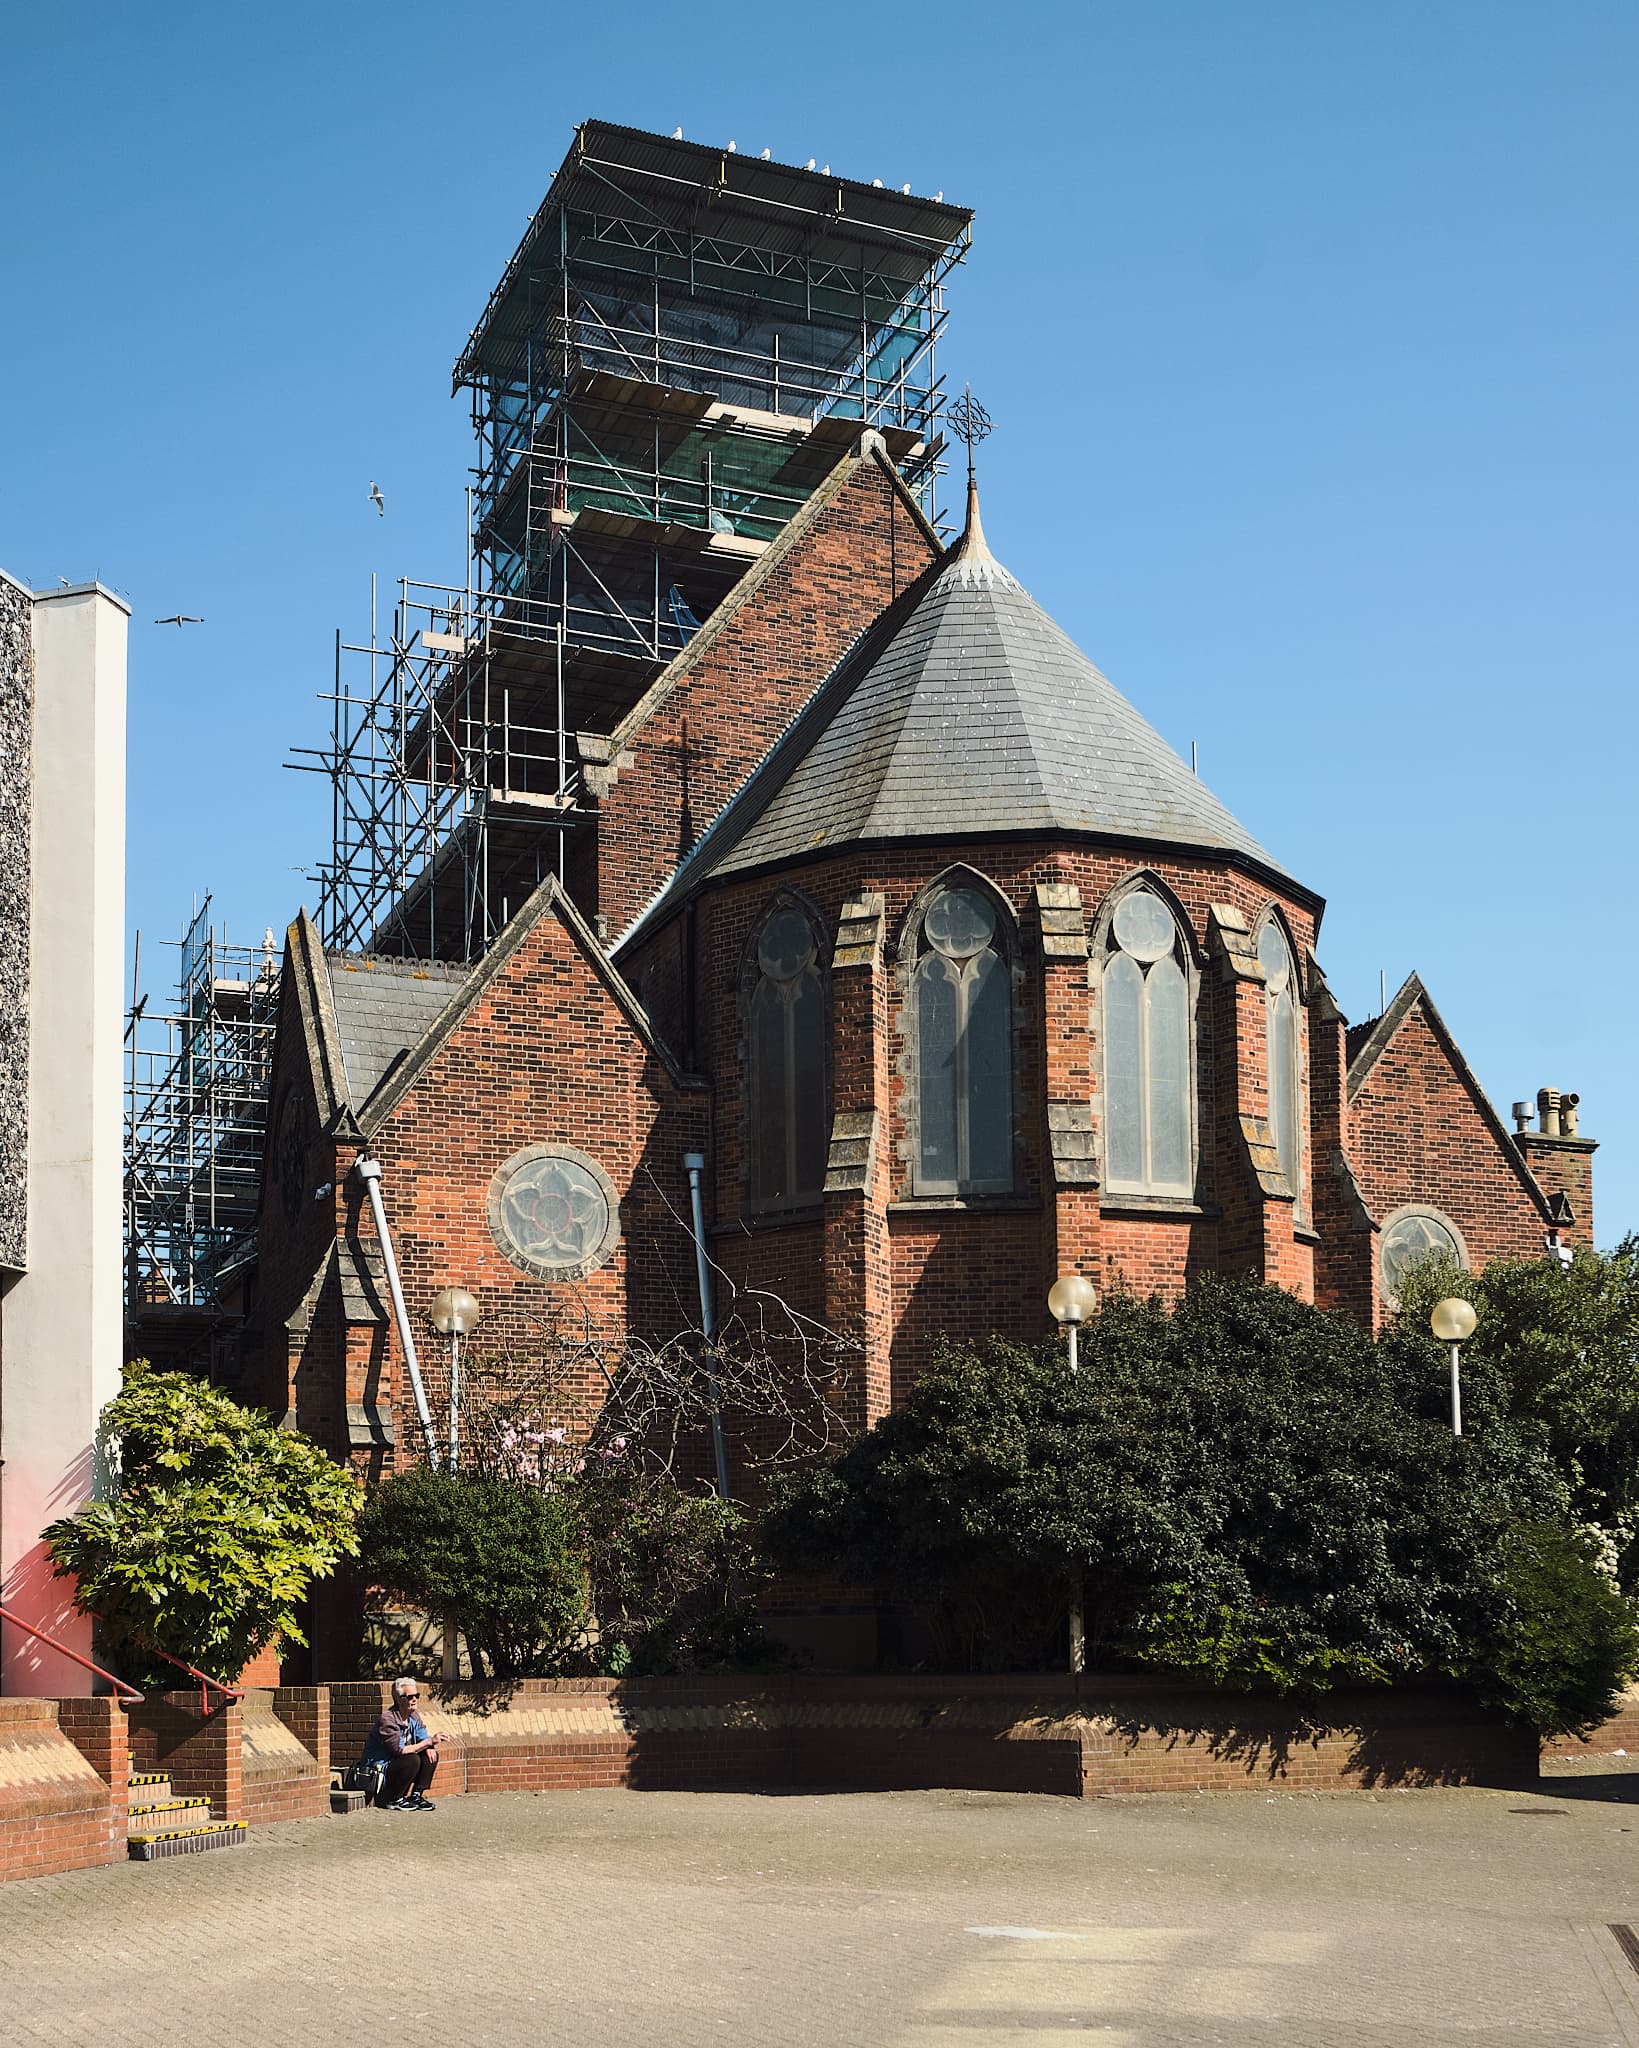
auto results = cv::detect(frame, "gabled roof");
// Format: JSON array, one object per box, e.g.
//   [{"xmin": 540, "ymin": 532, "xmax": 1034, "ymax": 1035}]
[
  {"xmin": 625, "ymin": 487, "xmax": 1310, "ymax": 940},
  {"xmin": 1346, "ymin": 972, "xmax": 1552, "ymax": 1222},
  {"xmin": 592, "ymin": 436, "xmax": 941, "ymax": 767},
  {"xmin": 282, "ymin": 880, "xmax": 697, "ymax": 1144}
]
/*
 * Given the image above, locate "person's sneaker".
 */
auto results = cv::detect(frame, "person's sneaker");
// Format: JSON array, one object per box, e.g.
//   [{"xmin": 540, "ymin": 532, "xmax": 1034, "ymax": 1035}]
[
  {"xmin": 409, "ymin": 1793, "xmax": 437, "ymax": 1810},
  {"xmin": 386, "ymin": 1797, "xmax": 416, "ymax": 1810}
]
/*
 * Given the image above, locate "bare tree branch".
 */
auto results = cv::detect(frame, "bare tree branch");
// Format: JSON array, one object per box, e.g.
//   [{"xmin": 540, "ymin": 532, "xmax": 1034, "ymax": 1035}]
[{"xmin": 445, "ymin": 1287, "xmax": 860, "ymax": 1492}]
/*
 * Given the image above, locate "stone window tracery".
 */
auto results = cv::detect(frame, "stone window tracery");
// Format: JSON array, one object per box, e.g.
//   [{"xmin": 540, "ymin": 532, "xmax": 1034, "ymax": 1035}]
[
  {"xmin": 910, "ymin": 882, "xmax": 1013, "ymax": 1195},
  {"xmin": 746, "ymin": 901, "xmax": 827, "ymax": 1212},
  {"xmin": 487, "ymin": 1143, "xmax": 621, "ymax": 1282},
  {"xmin": 1257, "ymin": 916, "xmax": 1303, "ymax": 1211},
  {"xmin": 1379, "ymin": 1204, "xmax": 1468, "ymax": 1304},
  {"xmin": 1101, "ymin": 887, "xmax": 1194, "ymax": 1197}
]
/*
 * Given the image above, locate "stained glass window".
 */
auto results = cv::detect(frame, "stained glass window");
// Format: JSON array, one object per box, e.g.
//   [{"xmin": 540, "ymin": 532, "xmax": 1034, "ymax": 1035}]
[
  {"xmin": 487, "ymin": 1145, "xmax": 621, "ymax": 1281},
  {"xmin": 1258, "ymin": 918, "xmax": 1302, "ymax": 1207},
  {"xmin": 747, "ymin": 904, "xmax": 826, "ymax": 1211},
  {"xmin": 1380, "ymin": 1208, "xmax": 1464, "ymax": 1301},
  {"xmin": 914, "ymin": 884, "xmax": 1012, "ymax": 1194},
  {"xmin": 1102, "ymin": 888, "xmax": 1194, "ymax": 1196}
]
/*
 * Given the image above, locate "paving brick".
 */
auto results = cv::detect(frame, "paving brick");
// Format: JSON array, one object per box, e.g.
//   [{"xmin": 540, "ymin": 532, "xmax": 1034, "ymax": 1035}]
[{"xmin": 1, "ymin": 1784, "xmax": 1637, "ymax": 2045}]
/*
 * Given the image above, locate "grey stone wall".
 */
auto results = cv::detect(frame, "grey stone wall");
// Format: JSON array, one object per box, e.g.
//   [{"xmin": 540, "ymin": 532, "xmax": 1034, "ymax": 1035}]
[{"xmin": 0, "ymin": 575, "xmax": 30, "ymax": 1271}]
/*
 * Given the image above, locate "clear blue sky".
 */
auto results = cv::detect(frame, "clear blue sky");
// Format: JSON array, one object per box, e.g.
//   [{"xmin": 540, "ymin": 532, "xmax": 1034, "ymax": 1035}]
[{"xmin": 4, "ymin": 2, "xmax": 1635, "ymax": 1240}]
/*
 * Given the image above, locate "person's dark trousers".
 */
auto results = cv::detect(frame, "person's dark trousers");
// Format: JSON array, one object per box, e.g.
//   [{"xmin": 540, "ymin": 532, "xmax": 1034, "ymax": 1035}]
[{"xmin": 380, "ymin": 1750, "xmax": 437, "ymax": 1806}]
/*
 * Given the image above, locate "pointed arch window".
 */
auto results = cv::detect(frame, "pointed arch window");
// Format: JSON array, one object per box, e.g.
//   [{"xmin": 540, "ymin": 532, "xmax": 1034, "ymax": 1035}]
[
  {"xmin": 747, "ymin": 903, "xmax": 827, "ymax": 1212},
  {"xmin": 1258, "ymin": 918, "xmax": 1302, "ymax": 1207},
  {"xmin": 1101, "ymin": 888, "xmax": 1194, "ymax": 1196},
  {"xmin": 913, "ymin": 884, "xmax": 1013, "ymax": 1195}
]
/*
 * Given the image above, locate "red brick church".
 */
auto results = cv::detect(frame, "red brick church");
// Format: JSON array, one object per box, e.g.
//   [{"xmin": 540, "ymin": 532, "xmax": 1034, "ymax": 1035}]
[{"xmin": 246, "ymin": 442, "xmax": 1594, "ymax": 1525}]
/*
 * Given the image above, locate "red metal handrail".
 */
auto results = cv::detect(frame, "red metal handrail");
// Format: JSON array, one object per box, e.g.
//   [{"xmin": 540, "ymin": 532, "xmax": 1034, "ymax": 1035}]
[
  {"xmin": 0, "ymin": 1600, "xmax": 144, "ymax": 1700},
  {"xmin": 87, "ymin": 1616, "xmax": 243, "ymax": 1715},
  {"xmin": 0, "ymin": 1598, "xmax": 244, "ymax": 1714}
]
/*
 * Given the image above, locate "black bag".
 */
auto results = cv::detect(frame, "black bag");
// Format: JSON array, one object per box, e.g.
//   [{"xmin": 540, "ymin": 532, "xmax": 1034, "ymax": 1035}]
[{"xmin": 342, "ymin": 1757, "xmax": 387, "ymax": 1804}]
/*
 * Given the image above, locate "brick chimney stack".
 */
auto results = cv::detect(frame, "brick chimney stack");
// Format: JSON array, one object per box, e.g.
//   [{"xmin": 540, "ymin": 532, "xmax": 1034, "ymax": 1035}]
[{"xmin": 1513, "ymin": 1087, "xmax": 1597, "ymax": 1245}]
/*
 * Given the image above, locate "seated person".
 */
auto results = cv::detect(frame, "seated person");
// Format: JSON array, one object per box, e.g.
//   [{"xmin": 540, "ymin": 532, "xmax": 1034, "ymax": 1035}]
[{"xmin": 365, "ymin": 1676, "xmax": 442, "ymax": 1810}]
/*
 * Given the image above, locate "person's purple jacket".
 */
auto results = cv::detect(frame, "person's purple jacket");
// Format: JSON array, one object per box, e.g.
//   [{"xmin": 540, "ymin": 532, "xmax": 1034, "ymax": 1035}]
[{"xmin": 364, "ymin": 1703, "xmax": 430, "ymax": 1766}]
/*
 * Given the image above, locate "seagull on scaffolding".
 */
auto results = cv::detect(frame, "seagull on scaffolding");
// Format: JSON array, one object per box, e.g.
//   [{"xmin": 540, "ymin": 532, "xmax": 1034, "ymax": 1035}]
[
  {"xmin": 369, "ymin": 480, "xmax": 386, "ymax": 516},
  {"xmin": 154, "ymin": 614, "xmax": 203, "ymax": 627}
]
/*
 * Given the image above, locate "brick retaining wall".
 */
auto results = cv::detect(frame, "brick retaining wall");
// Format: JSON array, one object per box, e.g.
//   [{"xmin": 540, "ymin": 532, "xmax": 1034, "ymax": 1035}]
[
  {"xmin": 240, "ymin": 1691, "xmax": 329, "ymax": 1825},
  {"xmin": 126, "ymin": 1689, "xmax": 330, "ymax": 1827},
  {"xmin": 0, "ymin": 1696, "xmax": 123, "ymax": 1882},
  {"xmin": 0, "ymin": 1671, "xmax": 1599, "ymax": 1884},
  {"xmin": 1543, "ymin": 1683, "xmax": 1639, "ymax": 1766},
  {"xmin": 328, "ymin": 1674, "xmax": 1538, "ymax": 1800},
  {"xmin": 126, "ymin": 1692, "xmax": 243, "ymax": 1822}
]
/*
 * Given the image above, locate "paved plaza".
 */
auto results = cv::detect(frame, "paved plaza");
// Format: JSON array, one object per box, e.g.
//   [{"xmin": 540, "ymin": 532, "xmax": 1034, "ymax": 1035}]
[{"xmin": 3, "ymin": 1773, "xmax": 1639, "ymax": 2046}]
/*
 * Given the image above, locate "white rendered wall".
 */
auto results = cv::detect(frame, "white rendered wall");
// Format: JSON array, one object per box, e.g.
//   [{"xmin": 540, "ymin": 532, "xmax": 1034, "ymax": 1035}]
[{"xmin": 0, "ymin": 585, "xmax": 128, "ymax": 1694}]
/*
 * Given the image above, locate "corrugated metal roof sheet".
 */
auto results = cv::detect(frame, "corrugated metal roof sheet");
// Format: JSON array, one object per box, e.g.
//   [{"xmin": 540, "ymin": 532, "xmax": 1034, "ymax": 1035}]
[{"xmin": 456, "ymin": 119, "xmax": 973, "ymax": 388}]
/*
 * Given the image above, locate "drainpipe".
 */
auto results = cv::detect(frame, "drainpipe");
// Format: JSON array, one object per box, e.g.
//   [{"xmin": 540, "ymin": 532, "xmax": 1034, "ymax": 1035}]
[
  {"xmin": 355, "ymin": 1157, "xmax": 440, "ymax": 1468},
  {"xmin": 682, "ymin": 1152, "xmax": 731, "ymax": 1502}
]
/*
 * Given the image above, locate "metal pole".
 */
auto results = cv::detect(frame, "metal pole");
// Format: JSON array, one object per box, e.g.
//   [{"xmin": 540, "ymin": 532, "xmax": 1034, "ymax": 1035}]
[
  {"xmin": 1449, "ymin": 1343, "xmax": 1463, "ymax": 1437},
  {"xmin": 682, "ymin": 1153, "xmax": 731, "ymax": 1502},
  {"xmin": 448, "ymin": 1330, "xmax": 461, "ymax": 1473},
  {"xmin": 1067, "ymin": 1324, "xmax": 1079, "ymax": 1376},
  {"xmin": 442, "ymin": 1324, "xmax": 462, "ymax": 1684},
  {"xmin": 355, "ymin": 1158, "xmax": 440, "ymax": 1466}
]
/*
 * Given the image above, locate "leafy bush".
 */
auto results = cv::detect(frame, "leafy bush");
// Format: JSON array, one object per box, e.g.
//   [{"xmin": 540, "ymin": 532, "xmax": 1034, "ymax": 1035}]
[
  {"xmin": 45, "ymin": 1362, "xmax": 361, "ymax": 1685},
  {"xmin": 769, "ymin": 1276, "xmax": 1580, "ymax": 1703},
  {"xmin": 356, "ymin": 1467, "xmax": 587, "ymax": 1678},
  {"xmin": 573, "ymin": 1461, "xmax": 771, "ymax": 1675},
  {"xmin": 1469, "ymin": 1519, "xmax": 1639, "ymax": 1736},
  {"xmin": 1396, "ymin": 1238, "xmax": 1639, "ymax": 1587}
]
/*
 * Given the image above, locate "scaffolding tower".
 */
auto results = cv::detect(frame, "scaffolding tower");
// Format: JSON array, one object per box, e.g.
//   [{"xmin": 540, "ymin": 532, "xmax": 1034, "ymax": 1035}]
[
  {"xmin": 124, "ymin": 900, "xmax": 280, "ymax": 1370},
  {"xmin": 299, "ymin": 122, "xmax": 973, "ymax": 961}
]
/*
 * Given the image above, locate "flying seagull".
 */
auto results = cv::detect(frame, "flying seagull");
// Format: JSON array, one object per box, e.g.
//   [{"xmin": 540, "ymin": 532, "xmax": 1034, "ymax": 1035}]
[
  {"xmin": 369, "ymin": 481, "xmax": 385, "ymax": 516},
  {"xmin": 154, "ymin": 614, "xmax": 203, "ymax": 627}
]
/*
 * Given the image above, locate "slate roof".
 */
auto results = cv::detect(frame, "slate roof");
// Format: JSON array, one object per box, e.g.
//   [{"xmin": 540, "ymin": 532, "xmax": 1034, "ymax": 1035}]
[
  {"xmin": 323, "ymin": 952, "xmax": 470, "ymax": 1108},
  {"xmin": 627, "ymin": 490, "xmax": 1300, "ymax": 936}
]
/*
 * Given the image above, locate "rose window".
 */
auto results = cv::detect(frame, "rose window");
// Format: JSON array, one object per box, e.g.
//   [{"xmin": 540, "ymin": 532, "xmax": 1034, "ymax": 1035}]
[
  {"xmin": 1379, "ymin": 1206, "xmax": 1465, "ymax": 1303},
  {"xmin": 487, "ymin": 1145, "xmax": 620, "ymax": 1282}
]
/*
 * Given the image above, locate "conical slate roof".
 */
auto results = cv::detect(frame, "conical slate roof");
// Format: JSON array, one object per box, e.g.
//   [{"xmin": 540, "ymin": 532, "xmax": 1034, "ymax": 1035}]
[{"xmin": 630, "ymin": 487, "xmax": 1300, "ymax": 933}]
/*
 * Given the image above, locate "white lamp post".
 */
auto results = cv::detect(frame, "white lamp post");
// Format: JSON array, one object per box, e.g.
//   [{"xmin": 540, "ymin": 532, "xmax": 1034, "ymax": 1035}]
[
  {"xmin": 431, "ymin": 1287, "xmax": 480, "ymax": 1687},
  {"xmin": 431, "ymin": 1286, "xmax": 481, "ymax": 1474},
  {"xmin": 1046, "ymin": 1275, "xmax": 1098, "ymax": 1677},
  {"xmin": 1047, "ymin": 1274, "xmax": 1098, "ymax": 1376},
  {"xmin": 1430, "ymin": 1296, "xmax": 1477, "ymax": 1437}
]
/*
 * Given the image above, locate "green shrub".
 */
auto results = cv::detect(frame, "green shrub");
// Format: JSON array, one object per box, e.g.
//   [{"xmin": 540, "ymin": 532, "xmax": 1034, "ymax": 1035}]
[
  {"xmin": 356, "ymin": 1468, "xmax": 587, "ymax": 1678},
  {"xmin": 573, "ymin": 1460, "xmax": 772, "ymax": 1675},
  {"xmin": 45, "ymin": 1362, "xmax": 361, "ymax": 1685},
  {"xmin": 1396, "ymin": 1238, "xmax": 1639, "ymax": 1588},
  {"xmin": 1469, "ymin": 1519, "xmax": 1639, "ymax": 1736},
  {"xmin": 768, "ymin": 1276, "xmax": 1570, "ymax": 1693}
]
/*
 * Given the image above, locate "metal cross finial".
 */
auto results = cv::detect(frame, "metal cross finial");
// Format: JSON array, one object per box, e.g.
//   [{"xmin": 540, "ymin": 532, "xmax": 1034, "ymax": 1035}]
[{"xmin": 947, "ymin": 385, "xmax": 993, "ymax": 487}]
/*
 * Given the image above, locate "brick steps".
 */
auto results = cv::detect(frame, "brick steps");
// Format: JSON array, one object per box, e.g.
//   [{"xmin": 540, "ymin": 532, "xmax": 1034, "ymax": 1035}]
[
  {"xmin": 124, "ymin": 1758, "xmax": 242, "ymax": 1862},
  {"xmin": 129, "ymin": 1797, "xmax": 213, "ymax": 1831},
  {"xmin": 128, "ymin": 1823, "xmax": 247, "ymax": 1862}
]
